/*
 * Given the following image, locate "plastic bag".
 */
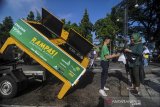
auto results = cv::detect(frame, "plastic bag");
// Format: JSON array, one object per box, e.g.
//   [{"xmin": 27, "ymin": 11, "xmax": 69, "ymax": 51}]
[{"xmin": 118, "ymin": 53, "xmax": 126, "ymax": 64}]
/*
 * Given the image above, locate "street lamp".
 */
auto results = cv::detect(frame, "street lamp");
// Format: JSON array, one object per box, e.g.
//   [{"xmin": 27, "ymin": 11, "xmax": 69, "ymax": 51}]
[
  {"xmin": 124, "ymin": 0, "xmax": 139, "ymax": 37},
  {"xmin": 116, "ymin": 18, "xmax": 120, "ymax": 22},
  {"xmin": 135, "ymin": 3, "xmax": 139, "ymax": 8},
  {"xmin": 134, "ymin": 0, "xmax": 139, "ymax": 8},
  {"xmin": 124, "ymin": 0, "xmax": 128, "ymax": 37}
]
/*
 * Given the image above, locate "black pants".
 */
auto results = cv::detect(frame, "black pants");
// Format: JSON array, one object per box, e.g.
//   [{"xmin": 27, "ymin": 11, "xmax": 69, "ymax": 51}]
[
  {"xmin": 100, "ymin": 60, "xmax": 109, "ymax": 89},
  {"xmin": 130, "ymin": 66, "xmax": 140, "ymax": 87}
]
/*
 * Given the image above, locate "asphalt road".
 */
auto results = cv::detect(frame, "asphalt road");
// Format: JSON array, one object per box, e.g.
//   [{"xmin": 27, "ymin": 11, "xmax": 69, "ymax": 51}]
[{"xmin": 0, "ymin": 61, "xmax": 160, "ymax": 107}]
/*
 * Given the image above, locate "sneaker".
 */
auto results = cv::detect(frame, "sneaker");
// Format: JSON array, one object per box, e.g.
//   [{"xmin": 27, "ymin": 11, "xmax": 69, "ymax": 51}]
[
  {"xmin": 104, "ymin": 86, "xmax": 109, "ymax": 91},
  {"xmin": 130, "ymin": 90, "xmax": 141, "ymax": 96},
  {"xmin": 99, "ymin": 89, "xmax": 107, "ymax": 97}
]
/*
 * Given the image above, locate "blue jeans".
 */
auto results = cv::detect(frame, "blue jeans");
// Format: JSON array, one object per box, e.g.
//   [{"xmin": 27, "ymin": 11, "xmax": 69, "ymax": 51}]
[{"xmin": 100, "ymin": 60, "xmax": 109, "ymax": 89}]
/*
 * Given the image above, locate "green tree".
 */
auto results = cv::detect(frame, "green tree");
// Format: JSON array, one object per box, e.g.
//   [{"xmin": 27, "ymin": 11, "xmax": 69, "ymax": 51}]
[
  {"xmin": 79, "ymin": 9, "xmax": 93, "ymax": 42},
  {"xmin": 113, "ymin": 0, "xmax": 160, "ymax": 42},
  {"xmin": 62, "ymin": 9, "xmax": 93, "ymax": 42},
  {"xmin": 0, "ymin": 23, "xmax": 3, "ymax": 43},
  {"xmin": 27, "ymin": 11, "xmax": 35, "ymax": 21},
  {"xmin": 36, "ymin": 10, "xmax": 41, "ymax": 22},
  {"xmin": 0, "ymin": 23, "xmax": 2, "ymax": 34},
  {"xmin": 70, "ymin": 23, "xmax": 81, "ymax": 33},
  {"xmin": 2, "ymin": 16, "xmax": 13, "ymax": 32},
  {"xmin": 0, "ymin": 16, "xmax": 13, "ymax": 43},
  {"xmin": 62, "ymin": 19, "xmax": 81, "ymax": 35},
  {"xmin": 62, "ymin": 19, "xmax": 72, "ymax": 31},
  {"xmin": 86, "ymin": 34, "xmax": 93, "ymax": 43},
  {"xmin": 94, "ymin": 15, "xmax": 119, "ymax": 39},
  {"xmin": 110, "ymin": 7, "xmax": 124, "ymax": 35}
]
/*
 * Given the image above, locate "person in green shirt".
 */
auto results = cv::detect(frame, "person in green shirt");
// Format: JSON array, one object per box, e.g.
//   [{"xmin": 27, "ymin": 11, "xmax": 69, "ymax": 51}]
[
  {"xmin": 124, "ymin": 33, "xmax": 143, "ymax": 95},
  {"xmin": 99, "ymin": 36, "xmax": 120, "ymax": 97}
]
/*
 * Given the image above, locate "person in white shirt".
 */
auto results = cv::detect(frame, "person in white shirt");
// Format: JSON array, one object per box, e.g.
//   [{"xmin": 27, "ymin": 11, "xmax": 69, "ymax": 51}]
[
  {"xmin": 143, "ymin": 46, "xmax": 150, "ymax": 66},
  {"xmin": 89, "ymin": 50, "xmax": 97, "ymax": 68}
]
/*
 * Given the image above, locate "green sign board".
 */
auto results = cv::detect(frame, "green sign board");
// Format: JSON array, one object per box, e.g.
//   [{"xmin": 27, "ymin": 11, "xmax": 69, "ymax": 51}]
[{"xmin": 10, "ymin": 19, "xmax": 85, "ymax": 85}]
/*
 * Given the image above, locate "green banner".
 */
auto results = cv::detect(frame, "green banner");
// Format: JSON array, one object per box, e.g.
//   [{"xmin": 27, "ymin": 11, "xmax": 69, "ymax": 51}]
[{"xmin": 10, "ymin": 19, "xmax": 85, "ymax": 85}]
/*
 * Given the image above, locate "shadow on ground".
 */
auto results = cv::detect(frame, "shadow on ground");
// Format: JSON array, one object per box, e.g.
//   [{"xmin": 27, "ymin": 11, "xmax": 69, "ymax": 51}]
[
  {"xmin": 66, "ymin": 69, "xmax": 95, "ymax": 96},
  {"xmin": 108, "ymin": 70, "xmax": 130, "ymax": 85},
  {"xmin": 96, "ymin": 96, "xmax": 105, "ymax": 107},
  {"xmin": 152, "ymin": 71, "xmax": 160, "ymax": 77},
  {"xmin": 144, "ymin": 80, "xmax": 160, "ymax": 93},
  {"xmin": 17, "ymin": 79, "xmax": 42, "ymax": 97}
]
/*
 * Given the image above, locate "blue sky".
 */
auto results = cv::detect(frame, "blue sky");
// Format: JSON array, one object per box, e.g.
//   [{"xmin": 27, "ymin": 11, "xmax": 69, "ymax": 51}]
[{"xmin": 0, "ymin": 0, "xmax": 122, "ymax": 24}]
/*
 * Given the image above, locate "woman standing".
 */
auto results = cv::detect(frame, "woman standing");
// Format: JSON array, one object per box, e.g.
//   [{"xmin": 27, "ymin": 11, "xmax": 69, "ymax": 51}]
[
  {"xmin": 99, "ymin": 36, "xmax": 120, "ymax": 96},
  {"xmin": 125, "ymin": 33, "xmax": 143, "ymax": 95}
]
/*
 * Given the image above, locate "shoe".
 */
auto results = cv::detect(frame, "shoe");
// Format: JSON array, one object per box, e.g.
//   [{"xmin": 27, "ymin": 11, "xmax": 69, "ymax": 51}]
[
  {"xmin": 99, "ymin": 89, "xmax": 107, "ymax": 97},
  {"xmin": 135, "ymin": 90, "xmax": 141, "ymax": 95},
  {"xmin": 104, "ymin": 86, "xmax": 109, "ymax": 91},
  {"xmin": 130, "ymin": 90, "xmax": 141, "ymax": 96}
]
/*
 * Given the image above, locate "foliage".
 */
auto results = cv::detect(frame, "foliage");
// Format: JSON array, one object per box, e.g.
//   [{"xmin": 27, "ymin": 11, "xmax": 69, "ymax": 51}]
[
  {"xmin": 94, "ymin": 14, "xmax": 120, "ymax": 39},
  {"xmin": 0, "ymin": 23, "xmax": 3, "ymax": 36},
  {"xmin": 27, "ymin": 11, "xmax": 35, "ymax": 21},
  {"xmin": 36, "ymin": 10, "xmax": 41, "ymax": 22},
  {"xmin": 86, "ymin": 34, "xmax": 93, "ymax": 43},
  {"xmin": 62, "ymin": 19, "xmax": 81, "ymax": 34},
  {"xmin": 79, "ymin": 9, "xmax": 93, "ymax": 39},
  {"xmin": 0, "ymin": 16, "xmax": 13, "ymax": 43},
  {"xmin": 61, "ymin": 19, "xmax": 71, "ymax": 31},
  {"xmin": 112, "ymin": 0, "xmax": 160, "ymax": 42},
  {"xmin": 62, "ymin": 9, "xmax": 93, "ymax": 42},
  {"xmin": 26, "ymin": 10, "xmax": 41, "ymax": 22},
  {"xmin": 110, "ymin": 7, "xmax": 124, "ymax": 35}
]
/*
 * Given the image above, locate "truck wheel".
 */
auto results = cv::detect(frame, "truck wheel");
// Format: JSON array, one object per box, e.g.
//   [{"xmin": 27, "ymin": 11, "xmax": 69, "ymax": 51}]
[{"xmin": 0, "ymin": 76, "xmax": 17, "ymax": 98}]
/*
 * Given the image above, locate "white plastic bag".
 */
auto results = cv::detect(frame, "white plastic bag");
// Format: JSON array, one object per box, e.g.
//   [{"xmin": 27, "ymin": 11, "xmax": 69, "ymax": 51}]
[{"xmin": 118, "ymin": 53, "xmax": 126, "ymax": 64}]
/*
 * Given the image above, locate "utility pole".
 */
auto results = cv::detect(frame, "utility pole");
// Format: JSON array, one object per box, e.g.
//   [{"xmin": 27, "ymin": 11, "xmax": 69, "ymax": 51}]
[{"xmin": 124, "ymin": 0, "xmax": 128, "ymax": 37}]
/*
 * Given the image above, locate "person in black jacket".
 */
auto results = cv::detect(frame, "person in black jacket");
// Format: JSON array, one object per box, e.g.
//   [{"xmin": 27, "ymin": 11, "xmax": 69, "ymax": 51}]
[{"xmin": 124, "ymin": 33, "xmax": 144, "ymax": 95}]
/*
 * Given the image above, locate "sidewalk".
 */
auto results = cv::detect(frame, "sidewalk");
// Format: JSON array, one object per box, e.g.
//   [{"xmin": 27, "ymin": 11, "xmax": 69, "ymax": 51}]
[
  {"xmin": 93, "ymin": 61, "xmax": 160, "ymax": 107},
  {"xmin": 144, "ymin": 63, "xmax": 160, "ymax": 73}
]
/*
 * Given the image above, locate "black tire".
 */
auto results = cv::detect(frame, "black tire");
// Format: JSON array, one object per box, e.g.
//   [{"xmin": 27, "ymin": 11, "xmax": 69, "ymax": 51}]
[{"xmin": 0, "ymin": 76, "xmax": 17, "ymax": 99}]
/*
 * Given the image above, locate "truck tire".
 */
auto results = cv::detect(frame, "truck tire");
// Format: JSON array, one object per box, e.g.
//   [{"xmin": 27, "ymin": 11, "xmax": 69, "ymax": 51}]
[{"xmin": 0, "ymin": 76, "xmax": 17, "ymax": 99}]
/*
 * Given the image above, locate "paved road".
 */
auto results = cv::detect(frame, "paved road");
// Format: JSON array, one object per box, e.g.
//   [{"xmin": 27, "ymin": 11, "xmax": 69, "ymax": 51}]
[{"xmin": 0, "ymin": 61, "xmax": 159, "ymax": 107}]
